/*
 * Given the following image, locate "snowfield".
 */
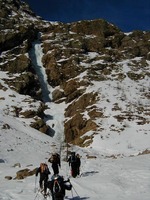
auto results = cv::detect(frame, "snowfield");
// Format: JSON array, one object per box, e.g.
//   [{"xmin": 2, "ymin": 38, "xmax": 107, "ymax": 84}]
[{"xmin": 0, "ymin": 113, "xmax": 150, "ymax": 200}]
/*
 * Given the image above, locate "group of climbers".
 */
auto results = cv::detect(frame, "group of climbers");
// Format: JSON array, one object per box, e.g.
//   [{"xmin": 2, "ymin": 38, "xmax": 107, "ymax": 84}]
[{"xmin": 35, "ymin": 152, "xmax": 81, "ymax": 199}]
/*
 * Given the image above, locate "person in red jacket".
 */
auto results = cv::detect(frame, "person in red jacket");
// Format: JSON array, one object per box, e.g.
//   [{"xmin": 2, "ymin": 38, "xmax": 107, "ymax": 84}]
[{"xmin": 67, "ymin": 152, "xmax": 76, "ymax": 177}]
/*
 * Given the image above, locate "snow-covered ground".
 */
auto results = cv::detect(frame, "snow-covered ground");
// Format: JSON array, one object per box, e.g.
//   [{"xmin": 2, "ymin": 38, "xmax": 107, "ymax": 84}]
[
  {"xmin": 0, "ymin": 39, "xmax": 150, "ymax": 200},
  {"xmin": 0, "ymin": 113, "xmax": 150, "ymax": 200}
]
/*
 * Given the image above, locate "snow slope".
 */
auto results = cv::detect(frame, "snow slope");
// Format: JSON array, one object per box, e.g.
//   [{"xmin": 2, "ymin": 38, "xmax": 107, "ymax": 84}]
[
  {"xmin": 0, "ymin": 38, "xmax": 150, "ymax": 200},
  {"xmin": 0, "ymin": 113, "xmax": 150, "ymax": 200}
]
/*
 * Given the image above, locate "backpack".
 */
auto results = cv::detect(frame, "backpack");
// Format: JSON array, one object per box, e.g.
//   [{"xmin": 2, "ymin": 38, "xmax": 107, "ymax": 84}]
[
  {"xmin": 40, "ymin": 163, "xmax": 48, "ymax": 173},
  {"xmin": 70, "ymin": 153, "xmax": 76, "ymax": 163},
  {"xmin": 52, "ymin": 176, "xmax": 64, "ymax": 197},
  {"xmin": 49, "ymin": 153, "xmax": 60, "ymax": 164}
]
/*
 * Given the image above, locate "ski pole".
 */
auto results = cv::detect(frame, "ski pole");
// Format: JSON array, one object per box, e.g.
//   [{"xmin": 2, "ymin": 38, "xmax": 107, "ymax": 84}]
[
  {"xmin": 72, "ymin": 185, "xmax": 80, "ymax": 197},
  {"xmin": 70, "ymin": 186, "xmax": 74, "ymax": 199},
  {"xmin": 34, "ymin": 189, "xmax": 40, "ymax": 200},
  {"xmin": 34, "ymin": 176, "xmax": 37, "ymax": 193}
]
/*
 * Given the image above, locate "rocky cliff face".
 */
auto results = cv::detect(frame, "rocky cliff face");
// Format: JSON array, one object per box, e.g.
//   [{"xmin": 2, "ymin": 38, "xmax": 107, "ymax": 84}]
[{"xmin": 0, "ymin": 0, "xmax": 150, "ymax": 146}]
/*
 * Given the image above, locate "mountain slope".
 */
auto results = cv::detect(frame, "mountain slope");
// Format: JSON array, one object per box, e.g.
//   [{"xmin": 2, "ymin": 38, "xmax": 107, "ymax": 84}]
[
  {"xmin": 0, "ymin": 0, "xmax": 150, "ymax": 152},
  {"xmin": 0, "ymin": 1, "xmax": 150, "ymax": 200}
]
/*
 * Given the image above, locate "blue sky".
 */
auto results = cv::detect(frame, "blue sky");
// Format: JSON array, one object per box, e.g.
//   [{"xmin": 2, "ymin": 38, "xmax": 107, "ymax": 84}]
[{"xmin": 23, "ymin": 0, "xmax": 150, "ymax": 32}]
